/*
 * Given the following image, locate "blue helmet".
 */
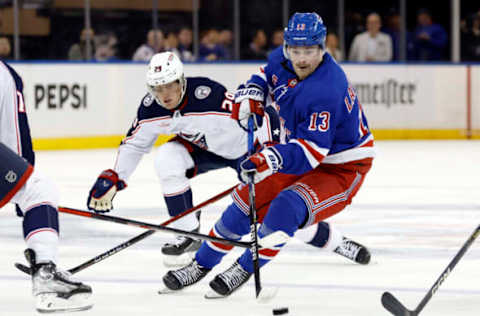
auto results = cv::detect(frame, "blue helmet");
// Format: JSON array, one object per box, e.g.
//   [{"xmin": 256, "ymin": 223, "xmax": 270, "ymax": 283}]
[{"xmin": 283, "ymin": 12, "xmax": 327, "ymax": 48}]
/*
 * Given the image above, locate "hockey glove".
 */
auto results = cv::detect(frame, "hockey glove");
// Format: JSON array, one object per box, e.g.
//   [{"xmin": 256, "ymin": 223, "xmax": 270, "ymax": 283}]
[
  {"xmin": 87, "ymin": 169, "xmax": 127, "ymax": 213},
  {"xmin": 231, "ymin": 84, "xmax": 265, "ymax": 131},
  {"xmin": 240, "ymin": 147, "xmax": 282, "ymax": 184}
]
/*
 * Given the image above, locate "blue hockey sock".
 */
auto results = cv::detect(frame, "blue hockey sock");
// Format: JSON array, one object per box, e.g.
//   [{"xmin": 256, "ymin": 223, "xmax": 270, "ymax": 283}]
[
  {"xmin": 164, "ymin": 188, "xmax": 193, "ymax": 217},
  {"xmin": 307, "ymin": 222, "xmax": 331, "ymax": 247},
  {"xmin": 23, "ymin": 204, "xmax": 59, "ymax": 263},
  {"xmin": 238, "ymin": 190, "xmax": 308, "ymax": 273},
  {"xmin": 195, "ymin": 203, "xmax": 250, "ymax": 269},
  {"xmin": 23, "ymin": 204, "xmax": 59, "ymax": 239}
]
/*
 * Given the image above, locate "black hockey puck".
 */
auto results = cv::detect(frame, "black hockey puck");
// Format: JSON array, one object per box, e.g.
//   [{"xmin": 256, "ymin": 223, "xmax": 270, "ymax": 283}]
[{"xmin": 272, "ymin": 307, "xmax": 289, "ymax": 315}]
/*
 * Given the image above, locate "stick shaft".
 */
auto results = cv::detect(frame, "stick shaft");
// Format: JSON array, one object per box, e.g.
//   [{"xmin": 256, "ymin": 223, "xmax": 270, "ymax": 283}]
[
  {"xmin": 247, "ymin": 117, "xmax": 262, "ymax": 297},
  {"xmin": 66, "ymin": 185, "xmax": 235, "ymax": 274},
  {"xmin": 415, "ymin": 224, "xmax": 480, "ymax": 313},
  {"xmin": 59, "ymin": 208, "xmax": 251, "ymax": 248}
]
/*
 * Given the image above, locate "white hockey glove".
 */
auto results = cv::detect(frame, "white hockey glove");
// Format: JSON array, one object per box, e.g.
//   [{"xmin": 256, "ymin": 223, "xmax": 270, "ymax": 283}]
[
  {"xmin": 231, "ymin": 84, "xmax": 265, "ymax": 131},
  {"xmin": 240, "ymin": 147, "xmax": 282, "ymax": 184},
  {"xmin": 87, "ymin": 169, "xmax": 127, "ymax": 213}
]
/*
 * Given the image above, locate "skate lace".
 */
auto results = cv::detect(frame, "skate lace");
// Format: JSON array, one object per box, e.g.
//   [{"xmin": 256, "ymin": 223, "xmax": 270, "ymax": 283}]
[
  {"xmin": 174, "ymin": 261, "xmax": 206, "ymax": 286},
  {"xmin": 219, "ymin": 263, "xmax": 250, "ymax": 291},
  {"xmin": 171, "ymin": 235, "xmax": 188, "ymax": 246},
  {"xmin": 335, "ymin": 239, "xmax": 361, "ymax": 260}
]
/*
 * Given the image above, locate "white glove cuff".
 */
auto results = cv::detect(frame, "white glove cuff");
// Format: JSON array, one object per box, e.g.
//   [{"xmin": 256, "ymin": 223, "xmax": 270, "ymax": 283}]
[{"xmin": 261, "ymin": 147, "xmax": 283, "ymax": 172}]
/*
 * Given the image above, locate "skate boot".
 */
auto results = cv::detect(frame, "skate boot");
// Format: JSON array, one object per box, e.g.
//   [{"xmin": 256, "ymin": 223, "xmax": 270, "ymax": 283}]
[
  {"xmin": 26, "ymin": 249, "xmax": 93, "ymax": 313},
  {"xmin": 162, "ymin": 259, "xmax": 211, "ymax": 291},
  {"xmin": 161, "ymin": 228, "xmax": 202, "ymax": 267},
  {"xmin": 209, "ymin": 261, "xmax": 251, "ymax": 297},
  {"xmin": 333, "ymin": 237, "xmax": 371, "ymax": 265}
]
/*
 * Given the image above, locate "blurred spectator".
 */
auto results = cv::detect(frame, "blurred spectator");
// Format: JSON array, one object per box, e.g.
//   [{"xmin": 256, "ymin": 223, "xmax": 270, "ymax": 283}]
[
  {"xmin": 165, "ymin": 31, "xmax": 181, "ymax": 57},
  {"xmin": 177, "ymin": 27, "xmax": 194, "ymax": 62},
  {"xmin": 268, "ymin": 28, "xmax": 284, "ymax": 56},
  {"xmin": 94, "ymin": 32, "xmax": 118, "ymax": 61},
  {"xmin": 218, "ymin": 29, "xmax": 234, "ymax": 60},
  {"xmin": 199, "ymin": 29, "xmax": 226, "ymax": 61},
  {"xmin": 132, "ymin": 29, "xmax": 165, "ymax": 62},
  {"xmin": 349, "ymin": 12, "xmax": 392, "ymax": 62},
  {"xmin": 243, "ymin": 29, "xmax": 268, "ymax": 60},
  {"xmin": 68, "ymin": 28, "xmax": 95, "ymax": 60},
  {"xmin": 462, "ymin": 13, "xmax": 480, "ymax": 61},
  {"xmin": 345, "ymin": 12, "xmax": 365, "ymax": 53},
  {"xmin": 410, "ymin": 9, "xmax": 447, "ymax": 61},
  {"xmin": 325, "ymin": 33, "xmax": 343, "ymax": 62},
  {"xmin": 0, "ymin": 36, "xmax": 11, "ymax": 59},
  {"xmin": 383, "ymin": 12, "xmax": 401, "ymax": 60}
]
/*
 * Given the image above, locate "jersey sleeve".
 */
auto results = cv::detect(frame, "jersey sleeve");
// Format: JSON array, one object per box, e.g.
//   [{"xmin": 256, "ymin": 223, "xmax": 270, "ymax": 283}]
[
  {"xmin": 0, "ymin": 69, "xmax": 21, "ymax": 153},
  {"xmin": 114, "ymin": 95, "xmax": 170, "ymax": 181},
  {"xmin": 0, "ymin": 63, "xmax": 35, "ymax": 165},
  {"xmin": 255, "ymin": 105, "xmax": 282, "ymax": 145}
]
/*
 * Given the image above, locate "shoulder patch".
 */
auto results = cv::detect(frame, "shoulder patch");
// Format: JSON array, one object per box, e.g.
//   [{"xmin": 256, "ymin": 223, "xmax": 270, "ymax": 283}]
[
  {"xmin": 194, "ymin": 86, "xmax": 212, "ymax": 100},
  {"xmin": 143, "ymin": 93, "xmax": 154, "ymax": 107}
]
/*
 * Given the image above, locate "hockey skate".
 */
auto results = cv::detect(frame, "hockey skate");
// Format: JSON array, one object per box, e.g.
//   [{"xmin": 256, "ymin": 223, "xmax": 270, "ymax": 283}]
[
  {"xmin": 206, "ymin": 261, "xmax": 251, "ymax": 298},
  {"xmin": 161, "ymin": 259, "xmax": 211, "ymax": 292},
  {"xmin": 25, "ymin": 249, "xmax": 93, "ymax": 313},
  {"xmin": 333, "ymin": 237, "xmax": 371, "ymax": 265},
  {"xmin": 161, "ymin": 228, "xmax": 202, "ymax": 267}
]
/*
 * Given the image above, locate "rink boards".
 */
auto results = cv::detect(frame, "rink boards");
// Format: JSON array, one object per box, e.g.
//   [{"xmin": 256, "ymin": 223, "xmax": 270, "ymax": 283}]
[{"xmin": 8, "ymin": 62, "xmax": 480, "ymax": 149}]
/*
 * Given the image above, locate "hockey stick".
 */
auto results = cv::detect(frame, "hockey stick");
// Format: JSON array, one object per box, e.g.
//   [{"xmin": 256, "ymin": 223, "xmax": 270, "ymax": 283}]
[
  {"xmin": 15, "ymin": 186, "xmax": 236, "ymax": 275},
  {"xmin": 382, "ymin": 224, "xmax": 480, "ymax": 316},
  {"xmin": 247, "ymin": 116, "xmax": 262, "ymax": 298},
  {"xmin": 55, "ymin": 207, "xmax": 289, "ymax": 249},
  {"xmin": 58, "ymin": 206, "xmax": 253, "ymax": 247},
  {"xmin": 66, "ymin": 185, "xmax": 234, "ymax": 274}
]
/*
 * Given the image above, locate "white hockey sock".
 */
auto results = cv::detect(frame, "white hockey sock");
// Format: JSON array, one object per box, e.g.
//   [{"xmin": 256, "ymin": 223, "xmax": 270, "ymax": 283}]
[
  {"xmin": 26, "ymin": 230, "xmax": 59, "ymax": 264},
  {"xmin": 168, "ymin": 213, "xmax": 200, "ymax": 232}
]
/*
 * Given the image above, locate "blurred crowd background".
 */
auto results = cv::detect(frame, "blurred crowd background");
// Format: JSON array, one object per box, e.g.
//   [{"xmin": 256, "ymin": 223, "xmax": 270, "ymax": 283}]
[{"xmin": 0, "ymin": 0, "xmax": 479, "ymax": 62}]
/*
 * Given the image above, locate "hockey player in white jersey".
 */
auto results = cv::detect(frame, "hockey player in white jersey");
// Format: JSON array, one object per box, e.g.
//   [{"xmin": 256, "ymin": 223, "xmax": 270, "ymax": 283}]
[
  {"xmin": 0, "ymin": 61, "xmax": 93, "ymax": 313},
  {"xmin": 86, "ymin": 52, "xmax": 280, "ymax": 266},
  {"xmin": 87, "ymin": 52, "xmax": 370, "ymax": 268}
]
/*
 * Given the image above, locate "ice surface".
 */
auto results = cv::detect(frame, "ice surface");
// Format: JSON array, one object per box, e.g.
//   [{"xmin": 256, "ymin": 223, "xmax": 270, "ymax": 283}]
[{"xmin": 0, "ymin": 140, "xmax": 479, "ymax": 315}]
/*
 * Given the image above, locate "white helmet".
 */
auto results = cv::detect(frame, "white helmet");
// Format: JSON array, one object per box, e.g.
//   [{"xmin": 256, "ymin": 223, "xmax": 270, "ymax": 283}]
[{"xmin": 146, "ymin": 52, "xmax": 186, "ymax": 106}]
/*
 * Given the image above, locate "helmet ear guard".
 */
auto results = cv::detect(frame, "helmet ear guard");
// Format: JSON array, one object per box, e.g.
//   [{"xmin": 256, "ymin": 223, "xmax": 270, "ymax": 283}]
[
  {"xmin": 146, "ymin": 52, "xmax": 186, "ymax": 106},
  {"xmin": 283, "ymin": 12, "xmax": 327, "ymax": 55}
]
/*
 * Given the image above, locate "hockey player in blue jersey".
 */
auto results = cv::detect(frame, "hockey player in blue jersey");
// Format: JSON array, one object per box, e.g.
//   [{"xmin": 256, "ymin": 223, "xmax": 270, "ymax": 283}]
[
  {"xmin": 87, "ymin": 52, "xmax": 370, "ymax": 269},
  {"xmin": 0, "ymin": 61, "xmax": 93, "ymax": 312},
  {"xmin": 162, "ymin": 12, "xmax": 375, "ymax": 297}
]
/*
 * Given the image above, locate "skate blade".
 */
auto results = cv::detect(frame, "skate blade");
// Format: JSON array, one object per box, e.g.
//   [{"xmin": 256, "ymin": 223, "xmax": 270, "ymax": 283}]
[
  {"xmin": 162, "ymin": 252, "xmax": 195, "ymax": 267},
  {"xmin": 204, "ymin": 286, "xmax": 279, "ymax": 301},
  {"xmin": 158, "ymin": 287, "xmax": 177, "ymax": 295},
  {"xmin": 204, "ymin": 290, "xmax": 226, "ymax": 299},
  {"xmin": 36, "ymin": 292, "xmax": 93, "ymax": 313}
]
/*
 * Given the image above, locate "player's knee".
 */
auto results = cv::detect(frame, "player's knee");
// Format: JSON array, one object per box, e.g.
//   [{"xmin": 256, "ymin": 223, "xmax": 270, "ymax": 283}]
[
  {"xmin": 262, "ymin": 190, "xmax": 308, "ymax": 236},
  {"xmin": 216, "ymin": 203, "xmax": 250, "ymax": 237},
  {"xmin": 154, "ymin": 142, "xmax": 194, "ymax": 181},
  {"xmin": 17, "ymin": 171, "xmax": 60, "ymax": 210}
]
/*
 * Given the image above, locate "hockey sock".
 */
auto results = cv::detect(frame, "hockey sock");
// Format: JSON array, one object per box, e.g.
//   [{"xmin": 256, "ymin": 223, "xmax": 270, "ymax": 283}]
[
  {"xmin": 23, "ymin": 204, "xmax": 59, "ymax": 264},
  {"xmin": 238, "ymin": 190, "xmax": 308, "ymax": 273},
  {"xmin": 164, "ymin": 188, "xmax": 198, "ymax": 231},
  {"xmin": 295, "ymin": 222, "xmax": 344, "ymax": 252},
  {"xmin": 195, "ymin": 203, "xmax": 250, "ymax": 269}
]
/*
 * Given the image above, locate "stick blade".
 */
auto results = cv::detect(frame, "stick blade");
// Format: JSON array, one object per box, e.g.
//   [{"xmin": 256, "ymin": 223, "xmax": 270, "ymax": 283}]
[{"xmin": 381, "ymin": 292, "xmax": 416, "ymax": 316}]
